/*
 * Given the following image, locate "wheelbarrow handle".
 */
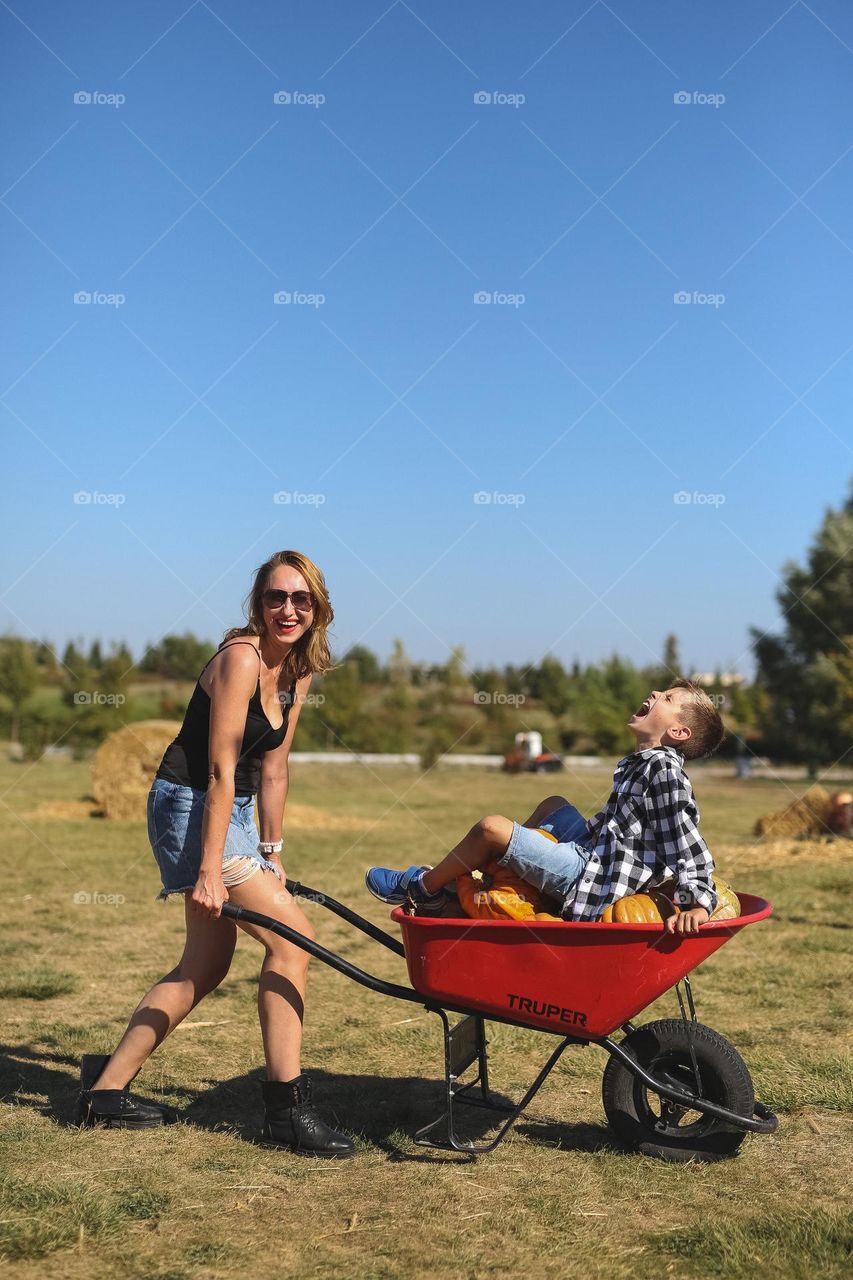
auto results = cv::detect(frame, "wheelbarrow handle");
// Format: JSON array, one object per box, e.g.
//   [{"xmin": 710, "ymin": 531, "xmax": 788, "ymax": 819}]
[
  {"xmin": 283, "ymin": 878, "xmax": 406, "ymax": 957},
  {"xmin": 219, "ymin": 901, "xmax": 420, "ymax": 1004}
]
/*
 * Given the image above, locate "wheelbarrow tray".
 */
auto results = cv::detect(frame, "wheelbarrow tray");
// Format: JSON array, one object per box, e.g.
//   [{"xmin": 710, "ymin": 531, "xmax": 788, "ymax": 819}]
[{"xmin": 393, "ymin": 893, "xmax": 772, "ymax": 1038}]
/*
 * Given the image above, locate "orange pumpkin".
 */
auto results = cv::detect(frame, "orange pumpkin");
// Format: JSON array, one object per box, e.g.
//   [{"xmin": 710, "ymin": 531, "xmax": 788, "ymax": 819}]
[
  {"xmin": 599, "ymin": 887, "xmax": 680, "ymax": 924},
  {"xmin": 456, "ymin": 860, "xmax": 548, "ymax": 921},
  {"xmin": 600, "ymin": 877, "xmax": 742, "ymax": 924}
]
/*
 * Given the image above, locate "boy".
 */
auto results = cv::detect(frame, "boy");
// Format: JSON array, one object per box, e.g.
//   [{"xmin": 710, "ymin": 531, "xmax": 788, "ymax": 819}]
[{"xmin": 366, "ymin": 680, "xmax": 724, "ymax": 935}]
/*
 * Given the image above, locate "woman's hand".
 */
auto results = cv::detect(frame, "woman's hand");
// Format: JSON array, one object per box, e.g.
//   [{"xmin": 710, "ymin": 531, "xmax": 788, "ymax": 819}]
[
  {"xmin": 191, "ymin": 870, "xmax": 228, "ymax": 919},
  {"xmin": 266, "ymin": 853, "xmax": 287, "ymax": 885}
]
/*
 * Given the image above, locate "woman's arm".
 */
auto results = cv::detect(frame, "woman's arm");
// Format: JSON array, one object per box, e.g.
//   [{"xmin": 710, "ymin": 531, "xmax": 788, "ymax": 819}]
[
  {"xmin": 256, "ymin": 674, "xmax": 312, "ymax": 878},
  {"xmin": 192, "ymin": 644, "xmax": 260, "ymax": 918}
]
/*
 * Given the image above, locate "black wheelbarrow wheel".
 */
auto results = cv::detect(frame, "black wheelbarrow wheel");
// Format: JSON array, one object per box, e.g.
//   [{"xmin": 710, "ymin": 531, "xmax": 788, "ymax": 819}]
[{"xmin": 601, "ymin": 1019, "xmax": 754, "ymax": 1163}]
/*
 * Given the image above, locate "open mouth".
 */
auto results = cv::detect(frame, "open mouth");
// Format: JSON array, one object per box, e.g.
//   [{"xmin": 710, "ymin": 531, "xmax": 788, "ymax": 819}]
[
  {"xmin": 634, "ymin": 698, "xmax": 652, "ymax": 718},
  {"xmin": 274, "ymin": 619, "xmax": 299, "ymax": 634}
]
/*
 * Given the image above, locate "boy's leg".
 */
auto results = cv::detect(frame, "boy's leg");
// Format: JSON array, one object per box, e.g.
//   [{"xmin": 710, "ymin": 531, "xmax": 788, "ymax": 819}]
[
  {"xmin": 522, "ymin": 795, "xmax": 570, "ymax": 829},
  {"xmin": 496, "ymin": 824, "xmax": 590, "ymax": 905},
  {"xmin": 420, "ymin": 815, "xmax": 514, "ymax": 895}
]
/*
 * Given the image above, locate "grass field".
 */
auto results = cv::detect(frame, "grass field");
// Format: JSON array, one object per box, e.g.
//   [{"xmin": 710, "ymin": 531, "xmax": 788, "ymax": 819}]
[{"xmin": 1, "ymin": 757, "xmax": 851, "ymax": 1279}]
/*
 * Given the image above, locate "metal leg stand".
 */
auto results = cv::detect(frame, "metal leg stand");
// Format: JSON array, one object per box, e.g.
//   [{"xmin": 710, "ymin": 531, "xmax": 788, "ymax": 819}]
[{"xmin": 414, "ymin": 1010, "xmax": 573, "ymax": 1155}]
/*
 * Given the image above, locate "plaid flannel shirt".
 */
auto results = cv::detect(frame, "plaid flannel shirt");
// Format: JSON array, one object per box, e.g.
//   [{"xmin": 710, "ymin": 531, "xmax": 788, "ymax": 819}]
[{"xmin": 562, "ymin": 746, "xmax": 717, "ymax": 921}]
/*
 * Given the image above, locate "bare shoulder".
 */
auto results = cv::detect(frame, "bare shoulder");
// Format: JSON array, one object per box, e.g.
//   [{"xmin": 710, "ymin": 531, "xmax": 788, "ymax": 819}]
[{"xmin": 202, "ymin": 638, "xmax": 260, "ymax": 695}]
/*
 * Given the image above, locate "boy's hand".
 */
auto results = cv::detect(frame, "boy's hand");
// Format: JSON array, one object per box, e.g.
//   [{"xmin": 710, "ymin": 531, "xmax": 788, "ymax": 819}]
[{"xmin": 665, "ymin": 906, "xmax": 709, "ymax": 934}]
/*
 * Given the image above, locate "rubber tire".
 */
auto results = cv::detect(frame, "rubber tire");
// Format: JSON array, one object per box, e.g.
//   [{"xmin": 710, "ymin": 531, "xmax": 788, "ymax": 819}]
[{"xmin": 601, "ymin": 1019, "xmax": 755, "ymax": 1163}]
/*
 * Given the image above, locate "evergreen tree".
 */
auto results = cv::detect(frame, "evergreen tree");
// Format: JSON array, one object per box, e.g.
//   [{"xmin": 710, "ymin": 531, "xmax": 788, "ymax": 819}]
[
  {"xmin": 139, "ymin": 633, "xmax": 215, "ymax": 680},
  {"xmin": 535, "ymin": 654, "xmax": 574, "ymax": 718},
  {"xmin": 752, "ymin": 482, "xmax": 853, "ymax": 766},
  {"xmin": 61, "ymin": 640, "xmax": 86, "ymax": 677},
  {"xmin": 0, "ymin": 636, "xmax": 38, "ymax": 742},
  {"xmin": 316, "ymin": 662, "xmax": 365, "ymax": 751},
  {"xmin": 342, "ymin": 644, "xmax": 382, "ymax": 685},
  {"xmin": 35, "ymin": 640, "xmax": 58, "ymax": 672},
  {"xmin": 646, "ymin": 634, "xmax": 681, "ymax": 690}
]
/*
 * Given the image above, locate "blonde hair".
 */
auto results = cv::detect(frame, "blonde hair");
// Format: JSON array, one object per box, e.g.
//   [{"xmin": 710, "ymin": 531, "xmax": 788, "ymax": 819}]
[
  {"xmin": 222, "ymin": 549, "xmax": 333, "ymax": 683},
  {"xmin": 670, "ymin": 679, "xmax": 725, "ymax": 760}
]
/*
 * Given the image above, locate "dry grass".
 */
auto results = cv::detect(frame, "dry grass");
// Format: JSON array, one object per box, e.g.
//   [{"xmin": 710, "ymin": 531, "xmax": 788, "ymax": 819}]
[{"xmin": 1, "ymin": 759, "xmax": 851, "ymax": 1279}]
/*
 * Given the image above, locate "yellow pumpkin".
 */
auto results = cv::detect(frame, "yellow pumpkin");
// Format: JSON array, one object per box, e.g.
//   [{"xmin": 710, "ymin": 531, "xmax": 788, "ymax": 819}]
[
  {"xmin": 709, "ymin": 876, "xmax": 741, "ymax": 921},
  {"xmin": 456, "ymin": 860, "xmax": 547, "ymax": 921},
  {"xmin": 599, "ymin": 887, "xmax": 680, "ymax": 924}
]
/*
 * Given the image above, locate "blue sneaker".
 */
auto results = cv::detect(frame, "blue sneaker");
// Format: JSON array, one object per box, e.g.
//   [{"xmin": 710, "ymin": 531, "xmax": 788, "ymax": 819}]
[{"xmin": 365, "ymin": 864, "xmax": 446, "ymax": 911}]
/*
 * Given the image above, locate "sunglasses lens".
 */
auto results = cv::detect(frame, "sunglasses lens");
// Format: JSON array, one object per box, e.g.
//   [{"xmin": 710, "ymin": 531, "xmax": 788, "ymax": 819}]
[{"xmin": 263, "ymin": 590, "xmax": 313, "ymax": 611}]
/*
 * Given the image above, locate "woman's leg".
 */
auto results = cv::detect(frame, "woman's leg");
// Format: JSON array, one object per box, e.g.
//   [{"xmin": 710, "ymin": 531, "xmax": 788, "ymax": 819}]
[
  {"xmin": 421, "ymin": 814, "xmax": 515, "ymax": 894},
  {"xmin": 92, "ymin": 899, "xmax": 237, "ymax": 1090},
  {"xmin": 225, "ymin": 871, "xmax": 315, "ymax": 1083}
]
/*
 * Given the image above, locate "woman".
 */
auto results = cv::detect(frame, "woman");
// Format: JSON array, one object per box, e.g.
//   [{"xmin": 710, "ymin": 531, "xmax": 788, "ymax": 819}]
[{"xmin": 77, "ymin": 549, "xmax": 353, "ymax": 1158}]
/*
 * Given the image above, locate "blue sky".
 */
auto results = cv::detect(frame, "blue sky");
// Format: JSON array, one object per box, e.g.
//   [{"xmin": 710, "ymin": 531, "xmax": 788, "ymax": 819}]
[{"xmin": 2, "ymin": 0, "xmax": 852, "ymax": 677}]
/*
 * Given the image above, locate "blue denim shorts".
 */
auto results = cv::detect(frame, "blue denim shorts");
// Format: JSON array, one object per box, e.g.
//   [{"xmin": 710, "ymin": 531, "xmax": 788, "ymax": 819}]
[
  {"xmin": 496, "ymin": 802, "xmax": 592, "ymax": 910},
  {"xmin": 147, "ymin": 778, "xmax": 280, "ymax": 901}
]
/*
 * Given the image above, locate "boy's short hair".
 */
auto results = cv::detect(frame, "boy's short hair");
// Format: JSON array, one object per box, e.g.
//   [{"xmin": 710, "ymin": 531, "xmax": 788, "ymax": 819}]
[{"xmin": 670, "ymin": 679, "xmax": 725, "ymax": 760}]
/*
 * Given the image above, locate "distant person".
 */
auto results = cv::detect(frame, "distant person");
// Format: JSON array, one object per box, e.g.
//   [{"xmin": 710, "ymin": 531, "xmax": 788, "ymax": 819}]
[
  {"xmin": 735, "ymin": 753, "xmax": 752, "ymax": 779},
  {"xmin": 78, "ymin": 550, "xmax": 353, "ymax": 1158},
  {"xmin": 366, "ymin": 682, "xmax": 724, "ymax": 933}
]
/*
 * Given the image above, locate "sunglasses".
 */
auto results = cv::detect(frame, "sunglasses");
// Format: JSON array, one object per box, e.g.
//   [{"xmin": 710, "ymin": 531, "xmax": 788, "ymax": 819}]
[{"xmin": 262, "ymin": 589, "xmax": 314, "ymax": 612}]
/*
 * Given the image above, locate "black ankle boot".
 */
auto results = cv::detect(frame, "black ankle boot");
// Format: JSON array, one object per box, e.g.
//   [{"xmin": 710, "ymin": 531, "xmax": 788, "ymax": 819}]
[
  {"xmin": 261, "ymin": 1075, "xmax": 355, "ymax": 1158},
  {"xmin": 77, "ymin": 1054, "xmax": 179, "ymax": 1129}
]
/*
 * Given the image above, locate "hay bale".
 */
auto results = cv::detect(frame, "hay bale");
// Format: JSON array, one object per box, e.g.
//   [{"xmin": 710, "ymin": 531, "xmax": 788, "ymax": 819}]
[
  {"xmin": 92, "ymin": 720, "xmax": 181, "ymax": 820},
  {"xmin": 753, "ymin": 783, "xmax": 833, "ymax": 838}
]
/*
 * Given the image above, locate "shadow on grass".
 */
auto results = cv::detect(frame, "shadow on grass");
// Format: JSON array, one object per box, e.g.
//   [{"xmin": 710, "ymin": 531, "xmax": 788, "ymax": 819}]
[{"xmin": 1, "ymin": 1043, "xmax": 617, "ymax": 1160}]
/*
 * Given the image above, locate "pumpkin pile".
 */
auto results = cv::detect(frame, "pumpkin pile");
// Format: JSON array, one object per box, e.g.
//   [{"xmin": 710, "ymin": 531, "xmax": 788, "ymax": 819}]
[{"xmin": 455, "ymin": 863, "xmax": 741, "ymax": 926}]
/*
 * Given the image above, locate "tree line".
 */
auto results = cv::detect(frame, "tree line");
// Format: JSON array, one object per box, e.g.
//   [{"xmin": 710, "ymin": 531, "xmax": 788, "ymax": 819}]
[{"xmin": 1, "ymin": 483, "xmax": 850, "ymax": 767}]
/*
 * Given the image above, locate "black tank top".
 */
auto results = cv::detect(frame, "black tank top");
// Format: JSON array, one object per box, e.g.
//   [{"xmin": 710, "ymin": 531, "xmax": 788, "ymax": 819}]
[{"xmin": 155, "ymin": 641, "xmax": 295, "ymax": 797}]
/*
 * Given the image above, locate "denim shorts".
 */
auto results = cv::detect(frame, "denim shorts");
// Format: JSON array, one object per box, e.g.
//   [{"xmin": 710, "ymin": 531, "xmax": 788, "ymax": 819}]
[
  {"xmin": 147, "ymin": 778, "xmax": 280, "ymax": 901},
  {"xmin": 496, "ymin": 802, "xmax": 592, "ymax": 911}
]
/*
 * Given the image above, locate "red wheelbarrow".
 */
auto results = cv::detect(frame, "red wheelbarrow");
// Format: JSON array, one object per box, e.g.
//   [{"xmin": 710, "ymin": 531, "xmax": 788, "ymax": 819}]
[{"xmin": 222, "ymin": 886, "xmax": 777, "ymax": 1163}]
